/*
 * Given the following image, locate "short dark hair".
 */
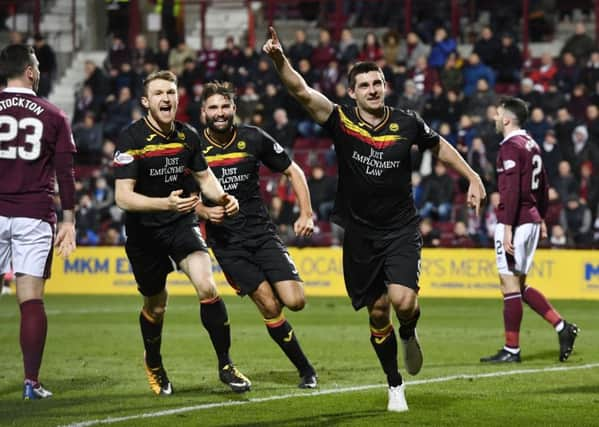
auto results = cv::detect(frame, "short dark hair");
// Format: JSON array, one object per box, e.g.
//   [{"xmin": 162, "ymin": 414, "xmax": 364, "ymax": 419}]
[
  {"xmin": 142, "ymin": 70, "xmax": 177, "ymax": 97},
  {"xmin": 498, "ymin": 96, "xmax": 529, "ymax": 126},
  {"xmin": 0, "ymin": 44, "xmax": 36, "ymax": 81},
  {"xmin": 201, "ymin": 81, "xmax": 236, "ymax": 105},
  {"xmin": 347, "ymin": 61, "xmax": 384, "ymax": 90}
]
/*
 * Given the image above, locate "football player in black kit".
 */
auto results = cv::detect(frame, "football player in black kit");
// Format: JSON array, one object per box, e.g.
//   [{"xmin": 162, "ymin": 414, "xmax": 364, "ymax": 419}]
[
  {"xmin": 114, "ymin": 71, "xmax": 251, "ymax": 395},
  {"xmin": 195, "ymin": 81, "xmax": 318, "ymax": 389},
  {"xmin": 264, "ymin": 27, "xmax": 486, "ymax": 411}
]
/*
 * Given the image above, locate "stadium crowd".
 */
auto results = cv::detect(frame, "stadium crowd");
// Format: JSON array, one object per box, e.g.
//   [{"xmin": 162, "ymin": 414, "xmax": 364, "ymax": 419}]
[{"xmin": 2, "ymin": 6, "xmax": 599, "ymax": 249}]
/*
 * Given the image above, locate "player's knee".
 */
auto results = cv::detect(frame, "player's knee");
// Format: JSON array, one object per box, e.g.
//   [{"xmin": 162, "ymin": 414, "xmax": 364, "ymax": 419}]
[
  {"xmin": 285, "ymin": 296, "xmax": 305, "ymax": 311},
  {"xmin": 261, "ymin": 300, "xmax": 282, "ymax": 319},
  {"xmin": 145, "ymin": 305, "xmax": 166, "ymax": 322}
]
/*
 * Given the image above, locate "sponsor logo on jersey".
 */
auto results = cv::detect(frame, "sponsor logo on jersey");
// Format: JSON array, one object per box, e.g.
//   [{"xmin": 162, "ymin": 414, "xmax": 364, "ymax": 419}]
[
  {"xmin": 237, "ymin": 140, "xmax": 246, "ymax": 150},
  {"xmin": 178, "ymin": 132, "xmax": 186, "ymax": 140},
  {"xmin": 146, "ymin": 133, "xmax": 157, "ymax": 142},
  {"xmin": 273, "ymin": 142, "xmax": 284, "ymax": 154},
  {"xmin": 113, "ymin": 151, "xmax": 135, "ymax": 166},
  {"xmin": 389, "ymin": 123, "xmax": 399, "ymax": 132},
  {"xmin": 503, "ymin": 159, "xmax": 516, "ymax": 170},
  {"xmin": 203, "ymin": 146, "xmax": 214, "ymax": 155}
]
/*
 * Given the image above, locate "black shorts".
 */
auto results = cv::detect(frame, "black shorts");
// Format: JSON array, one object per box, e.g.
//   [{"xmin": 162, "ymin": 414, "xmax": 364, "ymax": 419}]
[
  {"xmin": 343, "ymin": 223, "xmax": 422, "ymax": 310},
  {"xmin": 125, "ymin": 219, "xmax": 208, "ymax": 297},
  {"xmin": 212, "ymin": 235, "xmax": 301, "ymax": 296}
]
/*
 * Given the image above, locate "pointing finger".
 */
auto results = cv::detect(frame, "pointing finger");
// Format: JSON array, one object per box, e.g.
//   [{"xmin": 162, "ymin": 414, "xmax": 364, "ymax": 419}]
[{"xmin": 269, "ymin": 26, "xmax": 279, "ymax": 43}]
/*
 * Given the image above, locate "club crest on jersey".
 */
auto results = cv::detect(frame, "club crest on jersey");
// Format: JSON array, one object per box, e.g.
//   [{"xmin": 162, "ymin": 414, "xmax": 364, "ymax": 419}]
[
  {"xmin": 237, "ymin": 140, "xmax": 246, "ymax": 150},
  {"xmin": 113, "ymin": 151, "xmax": 134, "ymax": 165},
  {"xmin": 273, "ymin": 142, "xmax": 284, "ymax": 154},
  {"xmin": 389, "ymin": 123, "xmax": 399, "ymax": 132}
]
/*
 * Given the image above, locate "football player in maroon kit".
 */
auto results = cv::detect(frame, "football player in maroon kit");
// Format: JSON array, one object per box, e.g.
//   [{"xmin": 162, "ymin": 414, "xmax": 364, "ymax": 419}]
[
  {"xmin": 481, "ymin": 97, "xmax": 579, "ymax": 364},
  {"xmin": 0, "ymin": 44, "xmax": 77, "ymax": 399}
]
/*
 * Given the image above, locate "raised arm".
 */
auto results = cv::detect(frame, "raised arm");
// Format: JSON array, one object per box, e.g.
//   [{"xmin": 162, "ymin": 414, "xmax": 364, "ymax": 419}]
[
  {"xmin": 283, "ymin": 161, "xmax": 314, "ymax": 237},
  {"xmin": 433, "ymin": 137, "xmax": 486, "ymax": 216},
  {"xmin": 263, "ymin": 26, "xmax": 334, "ymax": 124}
]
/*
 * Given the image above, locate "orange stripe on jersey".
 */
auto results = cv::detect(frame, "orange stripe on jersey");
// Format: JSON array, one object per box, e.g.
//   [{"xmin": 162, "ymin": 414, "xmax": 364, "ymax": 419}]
[
  {"xmin": 338, "ymin": 107, "xmax": 403, "ymax": 149},
  {"xmin": 205, "ymin": 152, "xmax": 250, "ymax": 167},
  {"xmin": 125, "ymin": 143, "xmax": 186, "ymax": 159}
]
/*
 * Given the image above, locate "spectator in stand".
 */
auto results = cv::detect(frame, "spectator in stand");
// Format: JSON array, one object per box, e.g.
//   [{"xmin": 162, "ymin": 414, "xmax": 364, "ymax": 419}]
[
  {"xmin": 320, "ymin": 60, "xmax": 341, "ymax": 98},
  {"xmin": 422, "ymin": 82, "xmax": 448, "ymax": 130},
  {"xmin": 412, "ymin": 171, "xmax": 424, "ymax": 209},
  {"xmin": 32, "ymin": 33, "xmax": 56, "ymax": 98},
  {"xmin": 529, "ymin": 52, "xmax": 558, "ymax": 92},
  {"xmin": 83, "ymin": 60, "xmax": 109, "ymax": 104},
  {"xmin": 91, "ymin": 176, "xmax": 115, "ymax": 222},
  {"xmin": 103, "ymin": 86, "xmax": 135, "ymax": 141},
  {"xmin": 186, "ymin": 83, "xmax": 204, "ymax": 131},
  {"xmin": 237, "ymin": 83, "xmax": 260, "ymax": 123},
  {"xmin": 175, "ymin": 85, "xmax": 190, "ymax": 123},
  {"xmin": 579, "ymin": 50, "xmax": 599, "ymax": 90},
  {"xmin": 554, "ymin": 108, "xmax": 576, "ymax": 154},
  {"xmin": 73, "ymin": 84, "xmax": 103, "ymax": 125},
  {"xmin": 578, "ymin": 161, "xmax": 599, "ymax": 217},
  {"xmin": 549, "ymin": 224, "xmax": 570, "ymax": 248},
  {"xmin": 585, "ymin": 104, "xmax": 599, "ymax": 142},
  {"xmin": 517, "ymin": 77, "xmax": 542, "ymax": 110},
  {"xmin": 428, "ymin": 27, "xmax": 456, "ymax": 70},
  {"xmin": 526, "ymin": 107, "xmax": 551, "ymax": 145},
  {"xmin": 104, "ymin": 35, "xmax": 130, "ymax": 72},
  {"xmin": 540, "ymin": 129, "xmax": 563, "ymax": 186},
  {"xmin": 268, "ymin": 196, "xmax": 295, "ymax": 244},
  {"xmin": 438, "ymin": 122, "xmax": 457, "ymax": 147},
  {"xmin": 451, "ymin": 221, "xmax": 475, "ymax": 247},
  {"xmin": 288, "ymin": 29, "xmax": 313, "ymax": 67},
  {"xmin": 566, "ymin": 83, "xmax": 590, "ymax": 122},
  {"xmin": 252, "ymin": 58, "xmax": 280, "ymax": 93},
  {"xmin": 238, "ymin": 45, "xmax": 260, "ymax": 87},
  {"xmin": 155, "ymin": 36, "xmax": 171, "ymax": 71},
  {"xmin": 473, "ymin": 26, "xmax": 501, "ymax": 69},
  {"xmin": 456, "ymin": 114, "xmax": 476, "ymax": 153},
  {"xmin": 179, "ymin": 57, "xmax": 202, "ymax": 95},
  {"xmin": 337, "ymin": 28, "xmax": 360, "ymax": 70},
  {"xmin": 554, "ymin": 160, "xmax": 579, "ymax": 204},
  {"xmin": 396, "ymin": 79, "xmax": 424, "ymax": 113},
  {"xmin": 494, "ymin": 32, "xmax": 523, "ymax": 84},
  {"xmin": 358, "ymin": 32, "xmax": 383, "ymax": 63},
  {"xmin": 130, "ymin": 34, "xmax": 155, "ymax": 74},
  {"xmin": 410, "ymin": 56, "xmax": 439, "ymax": 96},
  {"xmin": 381, "ymin": 30, "xmax": 401, "ymax": 67},
  {"xmin": 554, "ymin": 51, "xmax": 581, "ymax": 95},
  {"xmin": 197, "ymin": 36, "xmax": 220, "ymax": 81},
  {"xmin": 109, "ymin": 62, "xmax": 139, "ymax": 99},
  {"xmin": 105, "ymin": 0, "xmax": 129, "ymax": 40},
  {"xmin": 544, "ymin": 187, "xmax": 563, "ymax": 230},
  {"xmin": 311, "ymin": 28, "xmax": 337, "ymax": 73},
  {"xmin": 332, "ymin": 81, "xmax": 352, "ymax": 105},
  {"xmin": 73, "ymin": 111, "xmax": 104, "ymax": 165},
  {"xmin": 307, "ymin": 165, "xmax": 337, "ymax": 221},
  {"xmin": 75, "ymin": 194, "xmax": 100, "ymax": 245},
  {"xmin": 539, "ymin": 82, "xmax": 567, "ymax": 119},
  {"xmin": 464, "ymin": 78, "xmax": 496, "ymax": 122},
  {"xmin": 475, "ymin": 105, "xmax": 501, "ymax": 165},
  {"xmin": 560, "ymin": 21, "xmax": 595, "ymax": 65},
  {"xmin": 444, "ymin": 90, "xmax": 464, "ymax": 129},
  {"xmin": 468, "ymin": 137, "xmax": 492, "ymax": 186},
  {"xmin": 261, "ymin": 83, "xmax": 285, "ymax": 120},
  {"xmin": 420, "ymin": 162, "xmax": 454, "ymax": 221},
  {"xmin": 266, "ymin": 108, "xmax": 298, "ymax": 155},
  {"xmin": 419, "ymin": 218, "xmax": 441, "ymax": 247},
  {"xmin": 439, "ymin": 51, "xmax": 463, "ymax": 93},
  {"xmin": 568, "ymin": 124, "xmax": 599, "ymax": 177},
  {"xmin": 220, "ymin": 35, "xmax": 244, "ymax": 70},
  {"xmin": 560, "ymin": 194, "xmax": 592, "ymax": 246},
  {"xmin": 168, "ymin": 40, "xmax": 196, "ymax": 76},
  {"xmin": 462, "ymin": 53, "xmax": 495, "ymax": 97},
  {"xmin": 401, "ymin": 32, "xmax": 430, "ymax": 70}
]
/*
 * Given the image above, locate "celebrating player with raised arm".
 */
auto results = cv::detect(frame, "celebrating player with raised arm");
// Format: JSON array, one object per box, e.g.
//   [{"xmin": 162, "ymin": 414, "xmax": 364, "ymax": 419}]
[{"xmin": 263, "ymin": 27, "xmax": 486, "ymax": 411}]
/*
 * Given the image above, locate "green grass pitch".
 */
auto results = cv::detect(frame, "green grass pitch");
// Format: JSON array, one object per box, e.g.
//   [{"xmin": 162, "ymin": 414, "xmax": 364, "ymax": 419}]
[{"xmin": 1, "ymin": 295, "xmax": 597, "ymax": 426}]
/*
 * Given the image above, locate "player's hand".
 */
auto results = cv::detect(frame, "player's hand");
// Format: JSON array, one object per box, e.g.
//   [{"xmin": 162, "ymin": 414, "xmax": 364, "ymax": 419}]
[
  {"xmin": 467, "ymin": 175, "xmax": 486, "ymax": 216},
  {"xmin": 262, "ymin": 26, "xmax": 284, "ymax": 59},
  {"xmin": 220, "ymin": 193, "xmax": 239, "ymax": 216},
  {"xmin": 294, "ymin": 213, "xmax": 314, "ymax": 237},
  {"xmin": 503, "ymin": 226, "xmax": 514, "ymax": 255},
  {"xmin": 168, "ymin": 189, "xmax": 199, "ymax": 213},
  {"xmin": 197, "ymin": 204, "xmax": 226, "ymax": 224},
  {"xmin": 55, "ymin": 221, "xmax": 76, "ymax": 258},
  {"xmin": 540, "ymin": 221, "xmax": 548, "ymax": 240}
]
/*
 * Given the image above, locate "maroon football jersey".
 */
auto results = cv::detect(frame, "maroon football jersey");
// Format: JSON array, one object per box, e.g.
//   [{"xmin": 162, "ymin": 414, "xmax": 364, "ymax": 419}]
[
  {"xmin": 496, "ymin": 129, "xmax": 548, "ymax": 226},
  {"xmin": 0, "ymin": 88, "xmax": 76, "ymax": 224}
]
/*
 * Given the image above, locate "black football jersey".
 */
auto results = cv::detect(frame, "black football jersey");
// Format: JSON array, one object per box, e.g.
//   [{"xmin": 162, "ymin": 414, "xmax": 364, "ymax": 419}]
[
  {"xmin": 323, "ymin": 105, "xmax": 439, "ymax": 235},
  {"xmin": 114, "ymin": 117, "xmax": 207, "ymax": 228},
  {"xmin": 199, "ymin": 125, "xmax": 291, "ymax": 246}
]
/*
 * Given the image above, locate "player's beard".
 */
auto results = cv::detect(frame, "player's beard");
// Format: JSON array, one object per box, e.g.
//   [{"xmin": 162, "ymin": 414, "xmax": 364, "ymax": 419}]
[{"xmin": 206, "ymin": 114, "xmax": 234, "ymax": 134}]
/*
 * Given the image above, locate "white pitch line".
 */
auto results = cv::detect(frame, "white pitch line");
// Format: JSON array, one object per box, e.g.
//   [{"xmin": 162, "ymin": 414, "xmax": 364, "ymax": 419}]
[{"xmin": 61, "ymin": 362, "xmax": 599, "ymax": 427}]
